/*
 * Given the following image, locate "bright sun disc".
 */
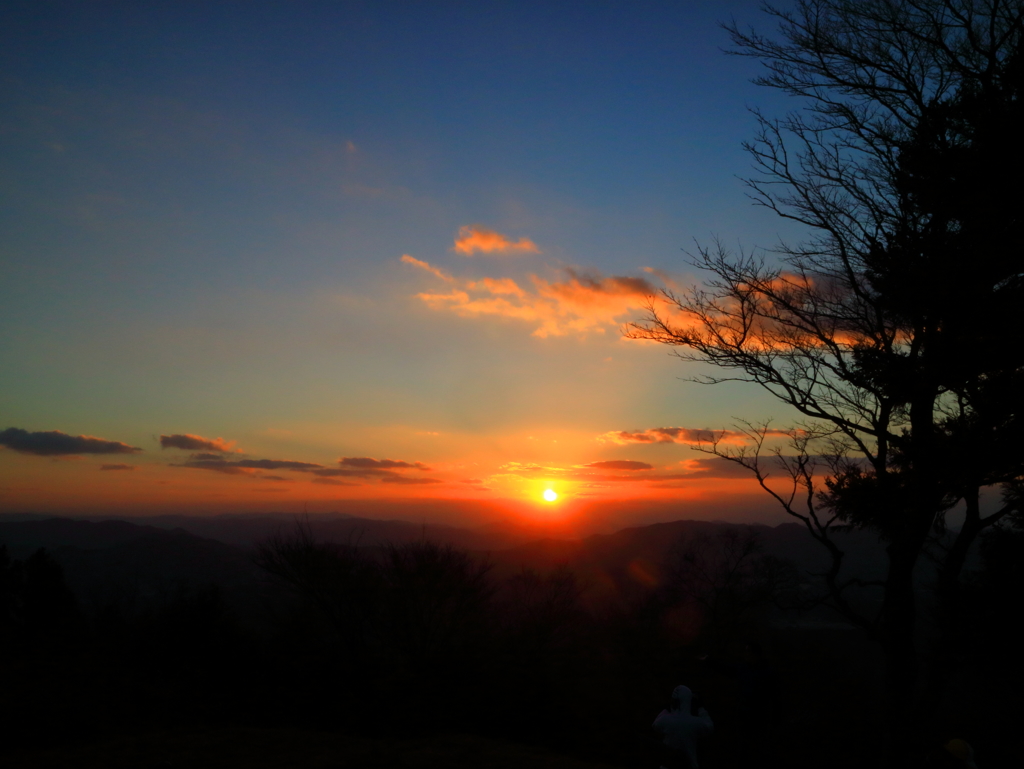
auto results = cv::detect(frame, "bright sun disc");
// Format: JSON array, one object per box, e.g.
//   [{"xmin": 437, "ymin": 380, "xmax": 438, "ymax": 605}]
[{"xmin": 543, "ymin": 489, "xmax": 558, "ymax": 502}]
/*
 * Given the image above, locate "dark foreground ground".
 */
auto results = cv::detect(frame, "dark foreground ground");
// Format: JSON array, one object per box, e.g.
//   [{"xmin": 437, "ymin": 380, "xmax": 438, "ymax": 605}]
[
  {"xmin": 2, "ymin": 516, "xmax": 1021, "ymax": 767},
  {"xmin": 4, "ymin": 729, "xmax": 619, "ymax": 769}
]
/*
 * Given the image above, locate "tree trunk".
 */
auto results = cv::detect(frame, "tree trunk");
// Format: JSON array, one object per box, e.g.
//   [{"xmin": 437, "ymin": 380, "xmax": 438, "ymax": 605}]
[
  {"xmin": 880, "ymin": 538, "xmax": 921, "ymax": 766},
  {"xmin": 921, "ymin": 488, "xmax": 983, "ymax": 721},
  {"xmin": 880, "ymin": 507, "xmax": 940, "ymax": 765},
  {"xmin": 882, "ymin": 378, "xmax": 940, "ymax": 765}
]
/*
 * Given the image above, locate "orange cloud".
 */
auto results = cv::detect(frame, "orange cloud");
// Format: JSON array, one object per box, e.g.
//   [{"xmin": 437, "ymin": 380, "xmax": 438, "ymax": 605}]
[
  {"xmin": 645, "ymin": 269, "xmax": 871, "ymax": 352},
  {"xmin": 642, "ymin": 266, "xmax": 682, "ymax": 290},
  {"xmin": 597, "ymin": 427, "xmax": 788, "ymax": 445},
  {"xmin": 487, "ymin": 459, "xmax": 744, "ymax": 488},
  {"xmin": 160, "ymin": 433, "xmax": 237, "ymax": 453},
  {"xmin": 675, "ymin": 457, "xmax": 763, "ymax": 479},
  {"xmin": 585, "ymin": 460, "xmax": 654, "ymax": 471},
  {"xmin": 339, "ymin": 457, "xmax": 431, "ymax": 471},
  {"xmin": 401, "ymin": 254, "xmax": 452, "ymax": 281},
  {"xmin": 568, "ymin": 470, "xmax": 692, "ymax": 483},
  {"xmin": 499, "ymin": 462, "xmax": 552, "ymax": 473},
  {"xmin": 172, "ymin": 456, "xmax": 323, "ymax": 475},
  {"xmin": 312, "ymin": 477, "xmax": 361, "ymax": 486},
  {"xmin": 407, "ymin": 259, "xmax": 660, "ymax": 338},
  {"xmin": 452, "ymin": 225, "xmax": 540, "ymax": 256}
]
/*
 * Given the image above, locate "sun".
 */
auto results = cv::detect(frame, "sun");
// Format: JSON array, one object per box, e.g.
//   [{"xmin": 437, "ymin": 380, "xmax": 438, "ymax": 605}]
[{"xmin": 543, "ymin": 489, "xmax": 558, "ymax": 502}]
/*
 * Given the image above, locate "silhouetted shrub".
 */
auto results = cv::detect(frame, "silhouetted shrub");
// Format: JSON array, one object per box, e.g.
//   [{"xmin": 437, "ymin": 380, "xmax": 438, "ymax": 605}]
[
  {"xmin": 0, "ymin": 545, "xmax": 80, "ymax": 650},
  {"xmin": 664, "ymin": 528, "xmax": 797, "ymax": 646}
]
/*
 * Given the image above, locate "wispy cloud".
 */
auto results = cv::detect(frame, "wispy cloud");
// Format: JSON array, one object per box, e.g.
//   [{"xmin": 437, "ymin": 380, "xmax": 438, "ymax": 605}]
[
  {"xmin": 310, "ymin": 457, "xmax": 435, "ymax": 483},
  {"xmin": 494, "ymin": 460, "xmax": 681, "ymax": 485},
  {"xmin": 339, "ymin": 457, "xmax": 431, "ymax": 471},
  {"xmin": 0, "ymin": 427, "xmax": 141, "ymax": 456},
  {"xmin": 406, "ymin": 257, "xmax": 660, "ymax": 338},
  {"xmin": 675, "ymin": 457, "xmax": 761, "ymax": 479},
  {"xmin": 173, "ymin": 459, "xmax": 252, "ymax": 475},
  {"xmin": 597, "ymin": 427, "xmax": 788, "ymax": 445},
  {"xmin": 311, "ymin": 477, "xmax": 361, "ymax": 486},
  {"xmin": 499, "ymin": 462, "xmax": 549, "ymax": 473},
  {"xmin": 237, "ymin": 459, "xmax": 324, "ymax": 471},
  {"xmin": 566, "ymin": 468, "xmax": 690, "ymax": 483},
  {"xmin": 452, "ymin": 225, "xmax": 539, "ymax": 256},
  {"xmin": 312, "ymin": 468, "xmax": 373, "ymax": 478},
  {"xmin": 401, "ymin": 254, "xmax": 451, "ymax": 281},
  {"xmin": 100, "ymin": 464, "xmax": 135, "ymax": 471},
  {"xmin": 585, "ymin": 460, "xmax": 654, "ymax": 471},
  {"xmin": 486, "ymin": 456, "xmax": 766, "ymax": 487},
  {"xmin": 641, "ymin": 266, "xmax": 685, "ymax": 292},
  {"xmin": 172, "ymin": 456, "xmax": 323, "ymax": 475},
  {"xmin": 160, "ymin": 433, "xmax": 237, "ymax": 452}
]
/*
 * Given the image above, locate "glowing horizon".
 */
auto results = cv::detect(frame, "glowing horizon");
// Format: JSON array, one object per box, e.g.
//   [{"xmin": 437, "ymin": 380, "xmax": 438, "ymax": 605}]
[{"xmin": 0, "ymin": 2, "xmax": 807, "ymax": 530}]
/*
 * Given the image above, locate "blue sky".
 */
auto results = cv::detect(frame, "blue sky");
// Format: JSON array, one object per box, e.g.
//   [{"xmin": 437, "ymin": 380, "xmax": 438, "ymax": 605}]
[{"xmin": 1, "ymin": 1, "xmax": 811, "ymax": 527}]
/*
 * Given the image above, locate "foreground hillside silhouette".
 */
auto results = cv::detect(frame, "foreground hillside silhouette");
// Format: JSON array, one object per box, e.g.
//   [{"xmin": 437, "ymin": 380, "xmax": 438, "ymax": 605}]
[{"xmin": 2, "ymin": 512, "xmax": 1020, "ymax": 767}]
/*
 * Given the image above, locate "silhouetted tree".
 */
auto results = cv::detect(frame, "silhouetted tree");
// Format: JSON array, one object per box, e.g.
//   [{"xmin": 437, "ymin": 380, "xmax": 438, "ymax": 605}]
[
  {"xmin": 0, "ymin": 545, "xmax": 86, "ymax": 750},
  {"xmin": 666, "ymin": 528, "xmax": 795, "ymax": 645},
  {"xmin": 0, "ymin": 545, "xmax": 16, "ymax": 637},
  {"xmin": 628, "ymin": 1, "xmax": 1024, "ymax": 760},
  {"xmin": 254, "ymin": 519, "xmax": 380, "ymax": 659},
  {"xmin": 379, "ymin": 540, "xmax": 494, "ymax": 674},
  {"xmin": 495, "ymin": 566, "xmax": 589, "ymax": 738},
  {"xmin": 0, "ymin": 545, "xmax": 79, "ymax": 648},
  {"xmin": 254, "ymin": 525, "xmax": 495, "ymax": 725},
  {"xmin": 965, "ymin": 515, "xmax": 1024, "ymax": 681},
  {"xmin": 500, "ymin": 565, "xmax": 585, "ymax": 658}
]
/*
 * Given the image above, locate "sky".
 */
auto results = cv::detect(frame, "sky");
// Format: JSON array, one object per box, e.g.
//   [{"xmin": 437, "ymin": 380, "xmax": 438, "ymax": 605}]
[{"xmin": 0, "ymin": 0, "xmax": 814, "ymax": 532}]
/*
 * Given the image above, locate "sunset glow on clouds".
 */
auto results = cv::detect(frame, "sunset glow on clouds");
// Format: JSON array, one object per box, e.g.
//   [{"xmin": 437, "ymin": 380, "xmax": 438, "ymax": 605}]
[
  {"xmin": 597, "ymin": 427, "xmax": 789, "ymax": 445},
  {"xmin": 173, "ymin": 456, "xmax": 324, "ymax": 475},
  {"xmin": 164, "ymin": 452, "xmax": 440, "ymax": 485},
  {"xmin": 452, "ymin": 225, "xmax": 540, "ymax": 256},
  {"xmin": 0, "ymin": 418, "xmax": 785, "ymax": 528},
  {"xmin": 0, "ymin": 224, "xmax": 794, "ymax": 525},
  {"xmin": 160, "ymin": 434, "xmax": 238, "ymax": 453},
  {"xmin": 1, "ymin": 2, "xmax": 814, "ymax": 530},
  {"xmin": 405, "ymin": 245, "xmax": 663, "ymax": 338}
]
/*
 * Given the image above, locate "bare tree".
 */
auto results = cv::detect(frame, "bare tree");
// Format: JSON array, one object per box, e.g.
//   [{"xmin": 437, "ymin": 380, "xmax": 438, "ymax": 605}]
[
  {"xmin": 255, "ymin": 525, "xmax": 496, "ymax": 694},
  {"xmin": 254, "ymin": 519, "xmax": 380, "ymax": 657},
  {"xmin": 628, "ymin": 1, "xmax": 1024, "ymax": 760},
  {"xmin": 666, "ymin": 527, "xmax": 796, "ymax": 645},
  {"xmin": 378, "ymin": 540, "xmax": 494, "ymax": 670},
  {"xmin": 500, "ymin": 565, "xmax": 586, "ymax": 657}
]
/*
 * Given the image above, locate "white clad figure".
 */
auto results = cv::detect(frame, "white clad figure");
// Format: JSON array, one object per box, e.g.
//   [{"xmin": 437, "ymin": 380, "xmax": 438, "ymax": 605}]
[{"xmin": 652, "ymin": 685, "xmax": 713, "ymax": 769}]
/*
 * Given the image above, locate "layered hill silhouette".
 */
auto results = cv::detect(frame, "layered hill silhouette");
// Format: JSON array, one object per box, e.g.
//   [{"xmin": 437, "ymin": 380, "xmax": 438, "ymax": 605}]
[
  {"xmin": 0, "ymin": 511, "xmax": 985, "ymax": 768},
  {"xmin": 1, "ymin": 513, "xmax": 892, "ymax": 617},
  {"xmin": 489, "ymin": 518, "xmax": 888, "ymax": 592},
  {"xmin": 0, "ymin": 517, "xmax": 261, "ymax": 616}
]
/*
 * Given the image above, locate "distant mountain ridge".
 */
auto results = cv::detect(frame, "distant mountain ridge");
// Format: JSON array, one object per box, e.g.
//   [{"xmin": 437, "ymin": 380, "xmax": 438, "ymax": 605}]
[
  {"xmin": 0, "ymin": 517, "xmax": 261, "ymax": 612},
  {"xmin": 0, "ymin": 517, "xmax": 177, "ymax": 553},
  {"xmin": 138, "ymin": 512, "xmax": 522, "ymax": 550},
  {"xmin": 486, "ymin": 518, "xmax": 889, "ymax": 590},
  {"xmin": 1, "ymin": 512, "xmax": 891, "ymax": 594}
]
